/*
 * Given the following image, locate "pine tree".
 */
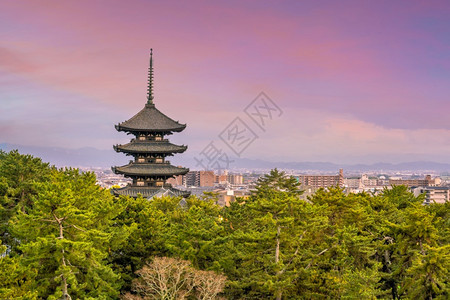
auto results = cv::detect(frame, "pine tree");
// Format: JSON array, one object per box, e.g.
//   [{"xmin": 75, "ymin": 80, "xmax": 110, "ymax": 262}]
[
  {"xmin": 109, "ymin": 194, "xmax": 171, "ymax": 291},
  {"xmin": 0, "ymin": 150, "xmax": 52, "ymax": 249},
  {"xmin": 224, "ymin": 169, "xmax": 306, "ymax": 299},
  {"xmin": 10, "ymin": 168, "xmax": 122, "ymax": 299},
  {"xmin": 0, "ymin": 241, "xmax": 38, "ymax": 299},
  {"xmin": 301, "ymin": 188, "xmax": 381, "ymax": 298}
]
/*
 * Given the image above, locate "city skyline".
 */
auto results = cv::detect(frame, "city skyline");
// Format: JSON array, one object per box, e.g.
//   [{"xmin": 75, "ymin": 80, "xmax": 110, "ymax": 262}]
[{"xmin": 1, "ymin": 0, "xmax": 449, "ymax": 165}]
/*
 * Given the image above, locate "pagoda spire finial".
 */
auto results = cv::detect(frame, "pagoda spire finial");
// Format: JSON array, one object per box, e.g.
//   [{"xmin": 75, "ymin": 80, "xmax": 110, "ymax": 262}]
[{"xmin": 147, "ymin": 49, "xmax": 154, "ymax": 105}]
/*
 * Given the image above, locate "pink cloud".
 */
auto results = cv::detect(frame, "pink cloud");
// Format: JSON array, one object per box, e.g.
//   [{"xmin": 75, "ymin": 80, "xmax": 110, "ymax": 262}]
[
  {"xmin": 1, "ymin": 0, "xmax": 449, "ymax": 162},
  {"xmin": 0, "ymin": 47, "xmax": 38, "ymax": 73}
]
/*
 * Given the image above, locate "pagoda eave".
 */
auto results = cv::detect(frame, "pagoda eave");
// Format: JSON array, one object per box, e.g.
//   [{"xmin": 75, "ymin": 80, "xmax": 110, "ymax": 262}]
[
  {"xmin": 112, "ymin": 163, "xmax": 189, "ymax": 177},
  {"xmin": 115, "ymin": 124, "xmax": 186, "ymax": 134},
  {"xmin": 113, "ymin": 143, "xmax": 187, "ymax": 154},
  {"xmin": 111, "ymin": 185, "xmax": 191, "ymax": 198}
]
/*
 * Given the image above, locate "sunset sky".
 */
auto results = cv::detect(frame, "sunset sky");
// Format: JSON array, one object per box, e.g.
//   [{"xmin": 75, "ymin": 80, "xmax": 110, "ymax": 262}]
[{"xmin": 1, "ymin": 0, "xmax": 449, "ymax": 165}]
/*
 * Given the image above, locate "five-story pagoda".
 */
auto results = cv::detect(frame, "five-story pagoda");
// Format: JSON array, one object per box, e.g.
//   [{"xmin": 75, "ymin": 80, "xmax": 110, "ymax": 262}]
[{"xmin": 112, "ymin": 50, "xmax": 190, "ymax": 198}]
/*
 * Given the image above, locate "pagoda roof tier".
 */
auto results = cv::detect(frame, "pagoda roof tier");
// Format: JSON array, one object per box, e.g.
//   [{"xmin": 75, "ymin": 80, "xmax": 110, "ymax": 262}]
[
  {"xmin": 112, "ymin": 162, "xmax": 189, "ymax": 177},
  {"xmin": 115, "ymin": 103, "xmax": 186, "ymax": 133},
  {"xmin": 111, "ymin": 185, "xmax": 190, "ymax": 198},
  {"xmin": 114, "ymin": 139, "xmax": 187, "ymax": 154}
]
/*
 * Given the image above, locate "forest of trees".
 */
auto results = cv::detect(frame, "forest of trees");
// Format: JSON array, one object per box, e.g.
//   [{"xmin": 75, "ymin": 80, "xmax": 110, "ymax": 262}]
[{"xmin": 0, "ymin": 150, "xmax": 449, "ymax": 299}]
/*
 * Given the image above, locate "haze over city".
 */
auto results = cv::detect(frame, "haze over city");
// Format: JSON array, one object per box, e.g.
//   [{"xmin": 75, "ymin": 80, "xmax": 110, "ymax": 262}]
[{"xmin": 1, "ymin": 0, "xmax": 449, "ymax": 166}]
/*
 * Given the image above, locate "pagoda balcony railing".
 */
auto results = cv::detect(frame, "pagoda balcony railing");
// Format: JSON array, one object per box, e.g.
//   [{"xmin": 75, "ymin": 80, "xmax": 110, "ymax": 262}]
[
  {"xmin": 131, "ymin": 183, "xmax": 174, "ymax": 188},
  {"xmin": 128, "ymin": 138, "xmax": 171, "ymax": 143}
]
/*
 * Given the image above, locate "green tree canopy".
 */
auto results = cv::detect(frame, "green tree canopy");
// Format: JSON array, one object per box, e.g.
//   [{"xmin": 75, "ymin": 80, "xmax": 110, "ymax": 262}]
[{"xmin": 10, "ymin": 168, "xmax": 122, "ymax": 299}]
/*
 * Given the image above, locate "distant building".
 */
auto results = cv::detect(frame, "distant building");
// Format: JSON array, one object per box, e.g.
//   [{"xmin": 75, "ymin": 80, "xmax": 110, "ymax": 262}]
[
  {"xmin": 345, "ymin": 177, "xmax": 362, "ymax": 189},
  {"xmin": 200, "ymin": 171, "xmax": 215, "ymax": 187},
  {"xmin": 216, "ymin": 189, "xmax": 250, "ymax": 207},
  {"xmin": 297, "ymin": 169, "xmax": 344, "ymax": 189},
  {"xmin": 389, "ymin": 175, "xmax": 437, "ymax": 187},
  {"xmin": 227, "ymin": 174, "xmax": 244, "ymax": 185},
  {"xmin": 215, "ymin": 170, "xmax": 229, "ymax": 184},
  {"xmin": 212, "ymin": 171, "xmax": 244, "ymax": 185},
  {"xmin": 413, "ymin": 186, "xmax": 449, "ymax": 204},
  {"xmin": 183, "ymin": 171, "xmax": 200, "ymax": 187},
  {"xmin": 361, "ymin": 174, "xmax": 378, "ymax": 187},
  {"xmin": 344, "ymin": 174, "xmax": 389, "ymax": 194},
  {"xmin": 182, "ymin": 170, "xmax": 215, "ymax": 187}
]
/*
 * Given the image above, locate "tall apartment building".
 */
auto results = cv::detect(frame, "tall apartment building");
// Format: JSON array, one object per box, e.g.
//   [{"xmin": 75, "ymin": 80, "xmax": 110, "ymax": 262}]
[
  {"xmin": 228, "ymin": 174, "xmax": 244, "ymax": 185},
  {"xmin": 215, "ymin": 174, "xmax": 228, "ymax": 184},
  {"xmin": 297, "ymin": 169, "xmax": 344, "ymax": 189},
  {"xmin": 183, "ymin": 171, "xmax": 200, "ymax": 187},
  {"xmin": 199, "ymin": 171, "xmax": 215, "ymax": 187},
  {"xmin": 413, "ymin": 186, "xmax": 449, "ymax": 204},
  {"xmin": 214, "ymin": 172, "xmax": 243, "ymax": 185},
  {"xmin": 389, "ymin": 175, "xmax": 438, "ymax": 187},
  {"xmin": 182, "ymin": 170, "xmax": 215, "ymax": 187}
]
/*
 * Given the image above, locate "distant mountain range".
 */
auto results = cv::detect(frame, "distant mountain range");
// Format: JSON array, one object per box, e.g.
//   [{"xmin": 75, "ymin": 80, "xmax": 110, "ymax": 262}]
[{"xmin": 1, "ymin": 143, "xmax": 449, "ymax": 173}]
